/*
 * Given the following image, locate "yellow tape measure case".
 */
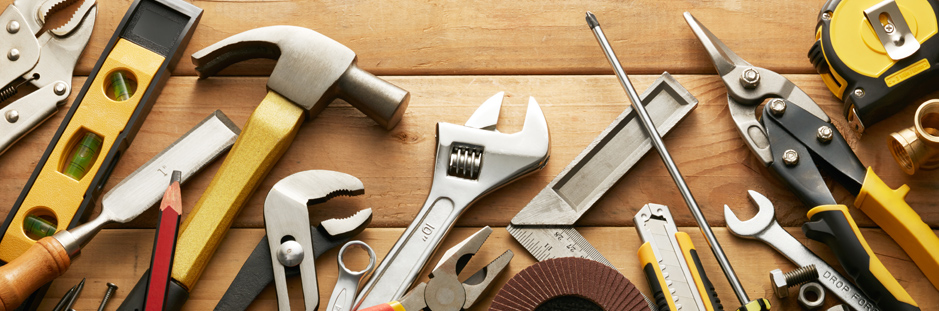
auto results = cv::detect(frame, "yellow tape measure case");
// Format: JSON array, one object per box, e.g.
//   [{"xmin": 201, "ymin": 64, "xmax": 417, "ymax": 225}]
[
  {"xmin": 809, "ymin": 0, "xmax": 939, "ymax": 133},
  {"xmin": 0, "ymin": 0, "xmax": 202, "ymax": 263}
]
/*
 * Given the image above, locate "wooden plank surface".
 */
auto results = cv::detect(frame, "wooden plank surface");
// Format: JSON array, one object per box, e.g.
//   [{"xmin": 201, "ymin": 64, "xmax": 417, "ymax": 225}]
[{"xmin": 3, "ymin": 0, "xmax": 939, "ymax": 310}]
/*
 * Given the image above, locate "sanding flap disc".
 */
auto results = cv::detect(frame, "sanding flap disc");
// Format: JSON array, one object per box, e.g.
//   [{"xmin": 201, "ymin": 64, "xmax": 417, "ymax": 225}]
[{"xmin": 489, "ymin": 257, "xmax": 651, "ymax": 311}]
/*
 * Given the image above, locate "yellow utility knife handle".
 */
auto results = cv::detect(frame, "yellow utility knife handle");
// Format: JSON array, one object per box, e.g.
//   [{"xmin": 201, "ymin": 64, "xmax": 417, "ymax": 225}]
[
  {"xmin": 804, "ymin": 204, "xmax": 919, "ymax": 311},
  {"xmin": 172, "ymin": 91, "xmax": 304, "ymax": 289},
  {"xmin": 675, "ymin": 232, "xmax": 723, "ymax": 311},
  {"xmin": 639, "ymin": 241, "xmax": 674, "ymax": 311},
  {"xmin": 855, "ymin": 167, "xmax": 939, "ymax": 290}
]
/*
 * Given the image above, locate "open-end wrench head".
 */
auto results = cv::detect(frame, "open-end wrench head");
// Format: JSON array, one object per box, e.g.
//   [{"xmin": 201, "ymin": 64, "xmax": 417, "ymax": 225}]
[
  {"xmin": 464, "ymin": 92, "xmax": 503, "ymax": 131},
  {"xmin": 724, "ymin": 190, "xmax": 777, "ymax": 238}
]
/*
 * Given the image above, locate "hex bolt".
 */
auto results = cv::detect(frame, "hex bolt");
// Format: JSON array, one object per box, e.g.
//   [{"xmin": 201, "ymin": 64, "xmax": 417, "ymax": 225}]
[
  {"xmin": 7, "ymin": 48, "xmax": 19, "ymax": 61},
  {"xmin": 770, "ymin": 265, "xmax": 818, "ymax": 298},
  {"xmin": 740, "ymin": 67, "xmax": 760, "ymax": 89},
  {"xmin": 54, "ymin": 82, "xmax": 68, "ymax": 95},
  {"xmin": 6, "ymin": 21, "xmax": 19, "ymax": 33},
  {"xmin": 5, "ymin": 110, "xmax": 18, "ymax": 123},
  {"xmin": 782, "ymin": 149, "xmax": 800, "ymax": 166},
  {"xmin": 799, "ymin": 282, "xmax": 826, "ymax": 310},
  {"xmin": 854, "ymin": 88, "xmax": 865, "ymax": 98},
  {"xmin": 769, "ymin": 99, "xmax": 787, "ymax": 116},
  {"xmin": 97, "ymin": 283, "xmax": 117, "ymax": 311},
  {"xmin": 817, "ymin": 126, "xmax": 833, "ymax": 143}
]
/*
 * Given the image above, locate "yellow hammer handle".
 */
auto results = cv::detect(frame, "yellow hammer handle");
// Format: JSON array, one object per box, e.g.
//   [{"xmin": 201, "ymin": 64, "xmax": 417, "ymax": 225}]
[
  {"xmin": 855, "ymin": 167, "xmax": 939, "ymax": 290},
  {"xmin": 172, "ymin": 91, "xmax": 304, "ymax": 289},
  {"xmin": 0, "ymin": 237, "xmax": 70, "ymax": 311}
]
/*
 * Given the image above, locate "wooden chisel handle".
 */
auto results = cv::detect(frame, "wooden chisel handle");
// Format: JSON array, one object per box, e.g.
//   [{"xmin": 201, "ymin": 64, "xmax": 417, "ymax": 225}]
[{"xmin": 0, "ymin": 237, "xmax": 70, "ymax": 311}]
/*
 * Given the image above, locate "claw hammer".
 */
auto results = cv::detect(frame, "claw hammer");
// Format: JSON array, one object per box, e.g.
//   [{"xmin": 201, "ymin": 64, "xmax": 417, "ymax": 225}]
[{"xmin": 117, "ymin": 25, "xmax": 409, "ymax": 310}]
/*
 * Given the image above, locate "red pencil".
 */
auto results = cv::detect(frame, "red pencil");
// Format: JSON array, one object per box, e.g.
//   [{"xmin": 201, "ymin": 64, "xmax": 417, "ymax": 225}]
[{"xmin": 145, "ymin": 171, "xmax": 182, "ymax": 311}]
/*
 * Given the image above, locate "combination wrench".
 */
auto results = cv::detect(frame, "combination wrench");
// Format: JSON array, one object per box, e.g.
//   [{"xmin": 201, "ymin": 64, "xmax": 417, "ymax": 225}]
[{"xmin": 724, "ymin": 190, "xmax": 879, "ymax": 311}]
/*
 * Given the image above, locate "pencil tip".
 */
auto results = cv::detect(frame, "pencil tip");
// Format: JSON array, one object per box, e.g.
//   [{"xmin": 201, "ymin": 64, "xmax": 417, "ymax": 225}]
[
  {"xmin": 586, "ymin": 12, "xmax": 599, "ymax": 28},
  {"xmin": 171, "ymin": 170, "xmax": 181, "ymax": 184}
]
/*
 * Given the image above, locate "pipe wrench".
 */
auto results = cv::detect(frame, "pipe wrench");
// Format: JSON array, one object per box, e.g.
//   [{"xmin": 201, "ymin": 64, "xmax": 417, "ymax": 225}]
[
  {"xmin": 355, "ymin": 92, "xmax": 550, "ymax": 307},
  {"xmin": 686, "ymin": 12, "xmax": 930, "ymax": 309},
  {"xmin": 0, "ymin": 0, "xmax": 96, "ymax": 155}
]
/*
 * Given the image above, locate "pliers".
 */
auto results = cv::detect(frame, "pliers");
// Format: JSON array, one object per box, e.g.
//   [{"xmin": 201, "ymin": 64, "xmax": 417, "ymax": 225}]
[
  {"xmin": 685, "ymin": 12, "xmax": 933, "ymax": 311},
  {"xmin": 358, "ymin": 226, "xmax": 513, "ymax": 311},
  {"xmin": 0, "ymin": 0, "xmax": 95, "ymax": 155}
]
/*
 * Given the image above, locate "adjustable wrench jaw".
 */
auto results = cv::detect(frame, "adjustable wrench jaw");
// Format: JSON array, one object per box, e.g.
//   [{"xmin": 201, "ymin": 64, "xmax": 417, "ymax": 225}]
[{"xmin": 263, "ymin": 170, "xmax": 365, "ymax": 311}]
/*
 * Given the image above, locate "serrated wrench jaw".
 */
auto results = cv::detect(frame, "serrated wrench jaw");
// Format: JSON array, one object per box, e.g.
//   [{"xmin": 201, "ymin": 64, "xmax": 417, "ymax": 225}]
[
  {"xmin": 263, "ymin": 170, "xmax": 365, "ymax": 311},
  {"xmin": 724, "ymin": 190, "xmax": 777, "ymax": 238}
]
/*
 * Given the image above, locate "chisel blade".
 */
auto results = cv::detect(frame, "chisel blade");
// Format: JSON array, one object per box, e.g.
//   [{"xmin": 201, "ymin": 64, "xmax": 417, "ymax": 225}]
[{"xmin": 100, "ymin": 110, "xmax": 240, "ymax": 223}]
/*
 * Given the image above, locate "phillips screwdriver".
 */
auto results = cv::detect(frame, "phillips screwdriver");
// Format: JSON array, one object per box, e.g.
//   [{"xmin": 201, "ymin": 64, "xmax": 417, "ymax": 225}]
[{"xmin": 587, "ymin": 12, "xmax": 770, "ymax": 311}]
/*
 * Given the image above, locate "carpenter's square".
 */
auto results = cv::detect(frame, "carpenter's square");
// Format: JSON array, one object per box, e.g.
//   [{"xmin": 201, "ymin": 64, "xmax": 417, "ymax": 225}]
[{"xmin": 507, "ymin": 72, "xmax": 697, "ymax": 266}]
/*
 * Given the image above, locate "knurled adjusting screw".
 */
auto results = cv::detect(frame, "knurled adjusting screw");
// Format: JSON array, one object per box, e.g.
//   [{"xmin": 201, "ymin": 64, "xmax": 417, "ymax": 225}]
[
  {"xmin": 771, "ymin": 265, "xmax": 818, "ymax": 298},
  {"xmin": 782, "ymin": 149, "xmax": 799, "ymax": 166},
  {"xmin": 769, "ymin": 99, "xmax": 787, "ymax": 116},
  {"xmin": 6, "ymin": 21, "xmax": 19, "ymax": 33},
  {"xmin": 817, "ymin": 126, "xmax": 833, "ymax": 143},
  {"xmin": 740, "ymin": 68, "xmax": 760, "ymax": 89}
]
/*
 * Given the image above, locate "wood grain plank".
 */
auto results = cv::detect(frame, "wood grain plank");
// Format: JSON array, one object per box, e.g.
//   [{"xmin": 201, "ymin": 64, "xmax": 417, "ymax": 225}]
[
  {"xmin": 1, "ymin": 75, "xmax": 936, "ymax": 229},
  {"xmin": 43, "ymin": 227, "xmax": 939, "ymax": 310},
  {"xmin": 45, "ymin": 0, "xmax": 825, "ymax": 76}
]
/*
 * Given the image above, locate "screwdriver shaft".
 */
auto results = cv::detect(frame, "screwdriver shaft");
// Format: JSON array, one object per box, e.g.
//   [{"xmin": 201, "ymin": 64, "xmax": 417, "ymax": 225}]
[{"xmin": 586, "ymin": 12, "xmax": 750, "ymax": 305}]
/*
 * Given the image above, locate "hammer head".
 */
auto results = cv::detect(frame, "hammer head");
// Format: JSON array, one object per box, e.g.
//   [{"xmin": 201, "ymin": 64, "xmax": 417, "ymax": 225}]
[{"xmin": 191, "ymin": 26, "xmax": 409, "ymax": 130}]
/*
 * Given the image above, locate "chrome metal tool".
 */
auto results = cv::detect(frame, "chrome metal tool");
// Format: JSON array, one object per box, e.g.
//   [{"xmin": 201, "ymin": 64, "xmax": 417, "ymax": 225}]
[
  {"xmin": 355, "ymin": 92, "xmax": 550, "ymax": 308},
  {"xmin": 0, "ymin": 0, "xmax": 96, "ymax": 155},
  {"xmin": 508, "ymin": 72, "xmax": 696, "ymax": 266},
  {"xmin": 263, "ymin": 170, "xmax": 367, "ymax": 311},
  {"xmin": 724, "ymin": 190, "xmax": 877, "ymax": 311},
  {"xmin": 0, "ymin": 111, "xmax": 238, "ymax": 311},
  {"xmin": 588, "ymin": 12, "xmax": 770, "ymax": 311},
  {"xmin": 325, "ymin": 240, "xmax": 376, "ymax": 311},
  {"xmin": 358, "ymin": 227, "xmax": 513, "ymax": 311}
]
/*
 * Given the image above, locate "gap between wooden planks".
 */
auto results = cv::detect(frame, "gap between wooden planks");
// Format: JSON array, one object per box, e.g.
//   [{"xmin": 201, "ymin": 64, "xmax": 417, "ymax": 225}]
[
  {"xmin": 0, "ymin": 75, "xmax": 935, "ymax": 230},
  {"xmin": 45, "ymin": 227, "xmax": 939, "ymax": 310}
]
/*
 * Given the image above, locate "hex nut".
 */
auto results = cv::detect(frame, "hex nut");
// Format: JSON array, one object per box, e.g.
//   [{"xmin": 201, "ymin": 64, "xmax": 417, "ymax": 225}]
[
  {"xmin": 798, "ymin": 282, "xmax": 825, "ymax": 310},
  {"xmin": 770, "ymin": 269, "xmax": 789, "ymax": 298}
]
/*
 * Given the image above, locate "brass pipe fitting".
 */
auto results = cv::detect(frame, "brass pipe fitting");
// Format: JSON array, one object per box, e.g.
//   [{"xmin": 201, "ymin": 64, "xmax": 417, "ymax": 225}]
[{"xmin": 889, "ymin": 99, "xmax": 939, "ymax": 174}]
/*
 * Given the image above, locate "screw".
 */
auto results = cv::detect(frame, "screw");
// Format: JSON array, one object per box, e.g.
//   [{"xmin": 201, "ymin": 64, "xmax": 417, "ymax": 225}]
[
  {"xmin": 97, "ymin": 283, "xmax": 117, "ymax": 311},
  {"xmin": 817, "ymin": 126, "xmax": 833, "ymax": 143},
  {"xmin": 6, "ymin": 21, "xmax": 19, "ymax": 33},
  {"xmin": 5, "ymin": 110, "xmax": 17, "ymax": 123},
  {"xmin": 54, "ymin": 82, "xmax": 67, "ymax": 95},
  {"xmin": 769, "ymin": 99, "xmax": 787, "ymax": 116},
  {"xmin": 770, "ymin": 264, "xmax": 818, "ymax": 298},
  {"xmin": 822, "ymin": 12, "xmax": 832, "ymax": 20},
  {"xmin": 7, "ymin": 48, "xmax": 19, "ymax": 61},
  {"xmin": 854, "ymin": 88, "xmax": 865, "ymax": 98},
  {"xmin": 885, "ymin": 23, "xmax": 895, "ymax": 33},
  {"xmin": 782, "ymin": 149, "xmax": 799, "ymax": 166},
  {"xmin": 277, "ymin": 240, "xmax": 304, "ymax": 267},
  {"xmin": 740, "ymin": 68, "xmax": 760, "ymax": 89}
]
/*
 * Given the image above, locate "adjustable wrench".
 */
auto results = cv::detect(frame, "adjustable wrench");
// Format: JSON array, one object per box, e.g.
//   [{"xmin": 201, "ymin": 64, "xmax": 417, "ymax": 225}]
[
  {"xmin": 355, "ymin": 92, "xmax": 550, "ymax": 308},
  {"xmin": 724, "ymin": 190, "xmax": 878, "ymax": 311}
]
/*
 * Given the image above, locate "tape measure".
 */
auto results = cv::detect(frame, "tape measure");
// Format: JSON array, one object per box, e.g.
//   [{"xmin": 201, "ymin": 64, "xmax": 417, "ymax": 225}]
[
  {"xmin": 0, "ymin": 0, "xmax": 202, "ymax": 263},
  {"xmin": 809, "ymin": 0, "xmax": 939, "ymax": 133}
]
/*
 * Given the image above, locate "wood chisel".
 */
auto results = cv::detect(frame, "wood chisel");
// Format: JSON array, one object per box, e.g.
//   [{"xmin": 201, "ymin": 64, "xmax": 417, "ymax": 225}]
[
  {"xmin": 636, "ymin": 203, "xmax": 723, "ymax": 311},
  {"xmin": 507, "ymin": 72, "xmax": 697, "ymax": 266},
  {"xmin": 809, "ymin": 0, "xmax": 939, "ymax": 133},
  {"xmin": 145, "ymin": 171, "xmax": 182, "ymax": 311},
  {"xmin": 0, "ymin": 0, "xmax": 202, "ymax": 264},
  {"xmin": 0, "ymin": 111, "xmax": 238, "ymax": 311}
]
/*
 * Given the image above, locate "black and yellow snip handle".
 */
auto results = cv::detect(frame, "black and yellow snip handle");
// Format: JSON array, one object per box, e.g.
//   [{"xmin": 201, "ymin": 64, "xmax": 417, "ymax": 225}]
[{"xmin": 803, "ymin": 204, "xmax": 919, "ymax": 311}]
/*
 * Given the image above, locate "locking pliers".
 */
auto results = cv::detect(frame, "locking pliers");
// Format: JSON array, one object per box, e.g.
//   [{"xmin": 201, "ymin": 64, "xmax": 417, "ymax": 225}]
[{"xmin": 0, "ymin": 0, "xmax": 96, "ymax": 155}]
